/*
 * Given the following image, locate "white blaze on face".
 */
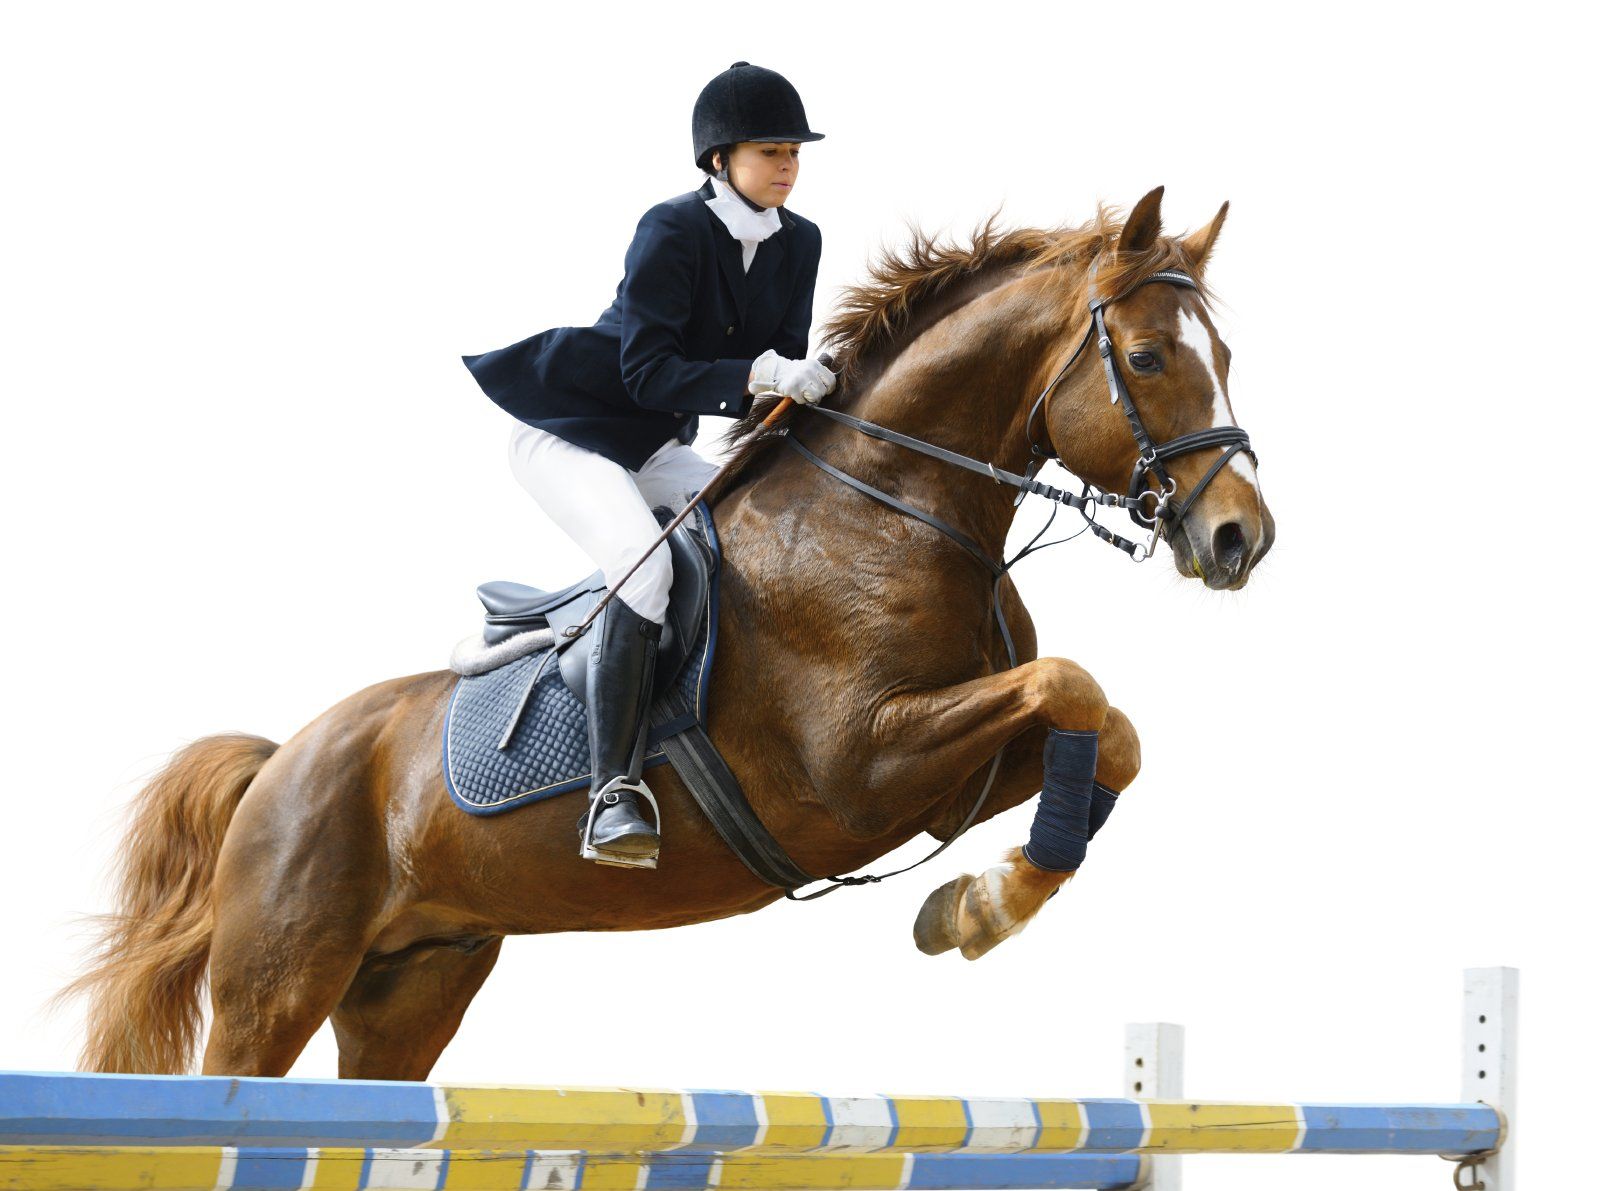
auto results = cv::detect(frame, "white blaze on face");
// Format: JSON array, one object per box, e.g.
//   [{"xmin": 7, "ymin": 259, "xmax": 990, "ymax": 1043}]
[{"xmin": 1175, "ymin": 306, "xmax": 1260, "ymax": 490}]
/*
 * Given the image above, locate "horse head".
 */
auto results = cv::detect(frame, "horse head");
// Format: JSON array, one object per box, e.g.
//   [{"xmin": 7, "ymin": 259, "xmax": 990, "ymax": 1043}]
[{"xmin": 1036, "ymin": 187, "xmax": 1274, "ymax": 589}]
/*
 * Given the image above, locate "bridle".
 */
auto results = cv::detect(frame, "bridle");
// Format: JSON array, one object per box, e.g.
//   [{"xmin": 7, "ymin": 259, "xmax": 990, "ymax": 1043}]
[
  {"xmin": 1023, "ymin": 267, "xmax": 1257, "ymax": 559},
  {"xmin": 771, "ymin": 264, "xmax": 1259, "ymax": 899}
]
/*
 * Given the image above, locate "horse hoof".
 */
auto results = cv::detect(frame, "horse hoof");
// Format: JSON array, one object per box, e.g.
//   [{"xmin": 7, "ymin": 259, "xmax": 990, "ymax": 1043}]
[
  {"xmin": 956, "ymin": 867, "xmax": 1022, "ymax": 961},
  {"xmin": 958, "ymin": 922, "xmax": 1009, "ymax": 961},
  {"xmin": 913, "ymin": 874, "xmax": 970, "ymax": 955}
]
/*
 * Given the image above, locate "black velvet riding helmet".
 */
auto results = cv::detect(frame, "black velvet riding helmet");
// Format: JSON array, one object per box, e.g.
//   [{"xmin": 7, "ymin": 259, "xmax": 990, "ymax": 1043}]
[{"xmin": 691, "ymin": 61, "xmax": 824, "ymax": 176}]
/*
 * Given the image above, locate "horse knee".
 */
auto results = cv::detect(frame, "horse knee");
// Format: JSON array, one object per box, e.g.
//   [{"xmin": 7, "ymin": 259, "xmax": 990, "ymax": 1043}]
[
  {"xmin": 1032, "ymin": 657, "xmax": 1108, "ymax": 730},
  {"xmin": 1098, "ymin": 707, "xmax": 1141, "ymax": 791}
]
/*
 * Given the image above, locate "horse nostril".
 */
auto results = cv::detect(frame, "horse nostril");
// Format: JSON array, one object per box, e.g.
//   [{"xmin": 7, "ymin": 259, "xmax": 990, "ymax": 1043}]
[{"xmin": 1211, "ymin": 521, "xmax": 1246, "ymax": 570}]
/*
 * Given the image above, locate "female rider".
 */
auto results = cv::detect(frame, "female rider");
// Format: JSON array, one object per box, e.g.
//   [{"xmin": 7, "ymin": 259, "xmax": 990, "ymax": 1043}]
[{"xmin": 462, "ymin": 62, "xmax": 834, "ymax": 867}]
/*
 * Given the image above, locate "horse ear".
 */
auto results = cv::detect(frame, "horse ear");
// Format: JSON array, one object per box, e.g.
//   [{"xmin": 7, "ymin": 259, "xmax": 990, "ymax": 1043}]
[
  {"xmin": 1181, "ymin": 201, "xmax": 1230, "ymax": 270},
  {"xmin": 1117, "ymin": 186, "xmax": 1165, "ymax": 254}
]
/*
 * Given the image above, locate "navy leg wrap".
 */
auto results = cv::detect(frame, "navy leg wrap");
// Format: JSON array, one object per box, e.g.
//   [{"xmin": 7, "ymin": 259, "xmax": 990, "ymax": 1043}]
[
  {"xmin": 1022, "ymin": 729, "xmax": 1098, "ymax": 873},
  {"xmin": 1087, "ymin": 782, "xmax": 1120, "ymax": 839}
]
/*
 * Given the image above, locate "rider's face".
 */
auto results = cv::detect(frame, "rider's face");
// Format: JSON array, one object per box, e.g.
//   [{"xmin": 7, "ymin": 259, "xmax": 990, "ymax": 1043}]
[{"xmin": 714, "ymin": 141, "xmax": 801, "ymax": 208}]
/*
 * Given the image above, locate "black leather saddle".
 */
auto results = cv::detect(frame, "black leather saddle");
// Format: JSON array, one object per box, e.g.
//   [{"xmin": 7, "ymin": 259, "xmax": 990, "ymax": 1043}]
[{"xmin": 475, "ymin": 504, "xmax": 715, "ymax": 704}]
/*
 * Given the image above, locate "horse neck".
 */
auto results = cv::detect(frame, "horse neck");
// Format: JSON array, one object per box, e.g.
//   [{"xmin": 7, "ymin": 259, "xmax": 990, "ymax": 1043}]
[{"xmin": 822, "ymin": 278, "xmax": 1067, "ymax": 559}]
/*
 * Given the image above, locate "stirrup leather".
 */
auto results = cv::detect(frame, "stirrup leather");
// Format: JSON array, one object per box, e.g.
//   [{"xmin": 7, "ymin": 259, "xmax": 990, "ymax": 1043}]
[{"xmin": 579, "ymin": 777, "xmax": 662, "ymax": 870}]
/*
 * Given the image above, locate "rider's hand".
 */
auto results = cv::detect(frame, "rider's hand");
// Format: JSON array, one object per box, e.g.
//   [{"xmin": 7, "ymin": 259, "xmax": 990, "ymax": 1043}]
[{"xmin": 747, "ymin": 349, "xmax": 837, "ymax": 405}]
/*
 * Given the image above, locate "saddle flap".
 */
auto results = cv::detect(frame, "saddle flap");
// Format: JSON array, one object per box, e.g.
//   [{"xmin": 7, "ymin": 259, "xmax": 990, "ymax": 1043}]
[{"xmin": 444, "ymin": 498, "xmax": 723, "ymax": 820}]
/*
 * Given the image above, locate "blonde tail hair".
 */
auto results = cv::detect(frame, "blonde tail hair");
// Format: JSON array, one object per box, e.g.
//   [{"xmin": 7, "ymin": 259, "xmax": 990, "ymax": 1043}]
[{"xmin": 53, "ymin": 732, "xmax": 279, "ymax": 1073}]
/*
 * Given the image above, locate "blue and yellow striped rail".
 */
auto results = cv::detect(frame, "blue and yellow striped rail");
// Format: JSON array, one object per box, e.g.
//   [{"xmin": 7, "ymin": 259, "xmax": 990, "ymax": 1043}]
[{"xmin": 0, "ymin": 1072, "xmax": 1500, "ymax": 1190}]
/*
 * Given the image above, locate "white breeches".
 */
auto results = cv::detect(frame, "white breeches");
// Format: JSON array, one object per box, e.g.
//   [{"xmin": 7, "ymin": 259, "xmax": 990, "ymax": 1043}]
[{"xmin": 506, "ymin": 420, "xmax": 719, "ymax": 625}]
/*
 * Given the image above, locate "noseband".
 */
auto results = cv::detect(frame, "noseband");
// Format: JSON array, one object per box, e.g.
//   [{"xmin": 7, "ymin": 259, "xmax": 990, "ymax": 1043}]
[{"xmin": 1024, "ymin": 267, "xmax": 1257, "ymax": 554}]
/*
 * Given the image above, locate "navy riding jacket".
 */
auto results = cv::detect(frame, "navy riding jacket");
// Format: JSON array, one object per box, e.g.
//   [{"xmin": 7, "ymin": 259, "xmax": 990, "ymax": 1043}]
[{"xmin": 462, "ymin": 177, "xmax": 822, "ymax": 471}]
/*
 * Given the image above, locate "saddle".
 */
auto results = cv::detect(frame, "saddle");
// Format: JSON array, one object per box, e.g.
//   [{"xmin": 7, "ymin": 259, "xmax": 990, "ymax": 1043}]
[
  {"xmin": 445, "ymin": 500, "xmax": 818, "ymax": 892},
  {"xmin": 475, "ymin": 504, "xmax": 712, "ymax": 704}
]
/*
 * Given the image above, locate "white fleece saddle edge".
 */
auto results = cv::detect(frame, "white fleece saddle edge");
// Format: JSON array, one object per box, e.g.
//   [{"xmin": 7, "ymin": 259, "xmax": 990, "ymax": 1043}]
[{"xmin": 449, "ymin": 626, "xmax": 557, "ymax": 677}]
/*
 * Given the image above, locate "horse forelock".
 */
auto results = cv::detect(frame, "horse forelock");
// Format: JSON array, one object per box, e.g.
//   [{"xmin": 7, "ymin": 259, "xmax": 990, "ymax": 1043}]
[{"xmin": 707, "ymin": 203, "xmax": 1216, "ymax": 504}]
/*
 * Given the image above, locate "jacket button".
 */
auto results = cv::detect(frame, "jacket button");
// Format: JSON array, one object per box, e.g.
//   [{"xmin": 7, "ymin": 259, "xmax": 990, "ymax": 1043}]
[
  {"xmin": 725, "ymin": 325, "xmax": 735, "ymax": 335},
  {"xmin": 718, "ymin": 401, "xmax": 728, "ymax": 410}
]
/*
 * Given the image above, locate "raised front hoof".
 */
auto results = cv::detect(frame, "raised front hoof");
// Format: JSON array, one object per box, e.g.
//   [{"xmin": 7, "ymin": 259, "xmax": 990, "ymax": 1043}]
[
  {"xmin": 957, "ymin": 913, "xmax": 1012, "ymax": 961},
  {"xmin": 916, "ymin": 860, "xmax": 1068, "ymax": 961},
  {"xmin": 955, "ymin": 870, "xmax": 1018, "ymax": 962},
  {"xmin": 913, "ymin": 875, "xmax": 971, "ymax": 955}
]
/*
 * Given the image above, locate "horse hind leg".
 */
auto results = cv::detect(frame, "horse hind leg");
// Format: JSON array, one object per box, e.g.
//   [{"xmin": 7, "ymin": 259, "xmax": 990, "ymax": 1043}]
[
  {"xmin": 915, "ymin": 708, "xmax": 1141, "ymax": 960},
  {"xmin": 201, "ymin": 905, "xmax": 378, "ymax": 1076},
  {"xmin": 330, "ymin": 937, "xmax": 503, "ymax": 1081},
  {"xmin": 201, "ymin": 880, "xmax": 384, "ymax": 1076},
  {"xmin": 200, "ymin": 736, "xmax": 392, "ymax": 1076}
]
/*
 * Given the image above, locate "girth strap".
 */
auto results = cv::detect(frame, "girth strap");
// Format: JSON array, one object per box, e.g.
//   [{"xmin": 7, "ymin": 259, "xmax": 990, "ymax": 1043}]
[{"xmin": 652, "ymin": 686, "xmax": 820, "ymax": 891}]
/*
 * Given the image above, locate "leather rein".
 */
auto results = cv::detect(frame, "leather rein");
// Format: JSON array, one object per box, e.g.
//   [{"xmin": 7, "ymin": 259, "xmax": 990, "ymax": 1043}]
[{"xmin": 776, "ymin": 267, "xmax": 1258, "ymax": 899}]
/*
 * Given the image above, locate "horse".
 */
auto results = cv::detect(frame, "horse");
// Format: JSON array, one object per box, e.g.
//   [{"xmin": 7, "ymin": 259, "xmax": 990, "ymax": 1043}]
[{"xmin": 59, "ymin": 187, "xmax": 1273, "ymax": 1080}]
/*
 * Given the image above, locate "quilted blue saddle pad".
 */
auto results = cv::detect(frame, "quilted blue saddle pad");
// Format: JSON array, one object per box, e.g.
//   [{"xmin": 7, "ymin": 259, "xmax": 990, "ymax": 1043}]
[{"xmin": 442, "ymin": 507, "xmax": 720, "ymax": 816}]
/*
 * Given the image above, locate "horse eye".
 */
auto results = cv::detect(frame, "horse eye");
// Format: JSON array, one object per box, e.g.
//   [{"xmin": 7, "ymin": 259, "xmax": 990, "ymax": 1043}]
[{"xmin": 1127, "ymin": 351, "xmax": 1160, "ymax": 373}]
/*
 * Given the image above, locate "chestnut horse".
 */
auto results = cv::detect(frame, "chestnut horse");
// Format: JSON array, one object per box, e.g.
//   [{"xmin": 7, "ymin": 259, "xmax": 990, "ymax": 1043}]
[{"xmin": 61, "ymin": 187, "xmax": 1273, "ymax": 1079}]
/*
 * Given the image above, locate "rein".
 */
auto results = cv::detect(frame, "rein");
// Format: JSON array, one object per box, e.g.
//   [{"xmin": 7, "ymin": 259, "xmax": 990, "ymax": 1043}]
[
  {"xmin": 777, "ymin": 267, "xmax": 1258, "ymax": 899},
  {"xmin": 777, "ymin": 413, "xmax": 1086, "ymax": 900}
]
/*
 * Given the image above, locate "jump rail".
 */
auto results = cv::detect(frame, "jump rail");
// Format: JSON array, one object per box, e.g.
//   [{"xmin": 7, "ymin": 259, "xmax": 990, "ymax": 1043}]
[{"xmin": 0, "ymin": 968, "xmax": 1515, "ymax": 1191}]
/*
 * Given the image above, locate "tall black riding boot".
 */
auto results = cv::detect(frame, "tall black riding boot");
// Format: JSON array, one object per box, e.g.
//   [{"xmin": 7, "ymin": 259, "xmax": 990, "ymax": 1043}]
[{"xmin": 575, "ymin": 595, "xmax": 663, "ymax": 866}]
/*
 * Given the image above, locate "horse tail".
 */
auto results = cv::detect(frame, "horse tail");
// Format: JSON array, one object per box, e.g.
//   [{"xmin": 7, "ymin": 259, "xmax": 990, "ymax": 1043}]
[{"xmin": 54, "ymin": 732, "xmax": 280, "ymax": 1074}]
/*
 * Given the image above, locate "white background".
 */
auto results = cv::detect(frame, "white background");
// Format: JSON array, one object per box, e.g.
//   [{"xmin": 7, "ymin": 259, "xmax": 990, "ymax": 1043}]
[{"xmin": 2, "ymin": 3, "xmax": 1607, "ymax": 1188}]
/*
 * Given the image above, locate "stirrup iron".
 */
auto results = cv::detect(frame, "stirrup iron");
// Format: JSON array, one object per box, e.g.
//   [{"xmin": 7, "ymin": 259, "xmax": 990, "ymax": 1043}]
[{"xmin": 579, "ymin": 777, "xmax": 662, "ymax": 870}]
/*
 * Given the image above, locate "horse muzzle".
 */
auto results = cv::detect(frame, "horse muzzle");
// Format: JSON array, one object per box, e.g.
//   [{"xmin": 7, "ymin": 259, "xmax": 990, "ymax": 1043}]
[{"xmin": 1170, "ymin": 505, "xmax": 1274, "ymax": 590}]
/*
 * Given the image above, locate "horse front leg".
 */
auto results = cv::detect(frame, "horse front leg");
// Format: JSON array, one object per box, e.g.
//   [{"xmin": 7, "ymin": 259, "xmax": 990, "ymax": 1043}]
[
  {"xmin": 913, "ymin": 707, "xmax": 1141, "ymax": 959},
  {"xmin": 873, "ymin": 658, "xmax": 1139, "ymax": 960}
]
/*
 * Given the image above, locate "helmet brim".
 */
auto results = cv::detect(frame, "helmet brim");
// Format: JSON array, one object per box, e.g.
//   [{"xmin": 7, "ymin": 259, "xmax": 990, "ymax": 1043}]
[{"xmin": 736, "ymin": 132, "xmax": 826, "ymax": 143}]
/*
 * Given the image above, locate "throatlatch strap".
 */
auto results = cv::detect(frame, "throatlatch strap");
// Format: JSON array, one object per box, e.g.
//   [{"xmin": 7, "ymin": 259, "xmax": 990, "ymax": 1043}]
[{"xmin": 1023, "ymin": 729, "xmax": 1098, "ymax": 873}]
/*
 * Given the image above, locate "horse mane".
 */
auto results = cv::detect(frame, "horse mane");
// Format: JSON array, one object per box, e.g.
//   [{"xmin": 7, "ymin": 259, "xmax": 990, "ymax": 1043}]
[{"xmin": 705, "ymin": 203, "xmax": 1209, "ymax": 504}]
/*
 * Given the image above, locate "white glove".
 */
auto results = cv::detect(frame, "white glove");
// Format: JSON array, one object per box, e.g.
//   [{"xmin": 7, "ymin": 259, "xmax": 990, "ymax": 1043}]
[{"xmin": 747, "ymin": 349, "xmax": 837, "ymax": 405}]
